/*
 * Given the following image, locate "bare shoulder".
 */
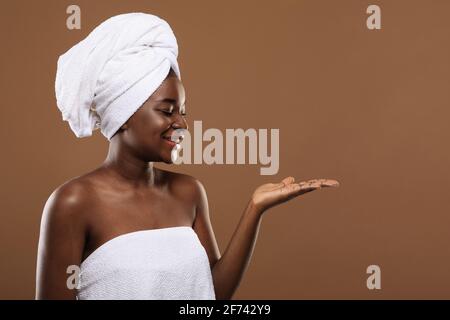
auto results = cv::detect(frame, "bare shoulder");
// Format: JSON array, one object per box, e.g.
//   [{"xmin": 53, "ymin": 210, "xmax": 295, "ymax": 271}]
[
  {"xmin": 36, "ymin": 177, "xmax": 94, "ymax": 299},
  {"xmin": 158, "ymin": 168, "xmax": 207, "ymax": 203},
  {"xmin": 41, "ymin": 176, "xmax": 95, "ymax": 231}
]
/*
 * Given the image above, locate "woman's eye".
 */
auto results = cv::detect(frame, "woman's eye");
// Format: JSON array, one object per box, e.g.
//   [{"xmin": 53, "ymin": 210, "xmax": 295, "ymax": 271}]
[{"xmin": 160, "ymin": 110, "xmax": 186, "ymax": 116}]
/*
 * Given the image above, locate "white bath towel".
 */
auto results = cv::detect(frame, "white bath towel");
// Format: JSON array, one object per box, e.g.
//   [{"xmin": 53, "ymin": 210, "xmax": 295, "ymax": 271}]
[
  {"xmin": 77, "ymin": 226, "xmax": 216, "ymax": 300},
  {"xmin": 55, "ymin": 13, "xmax": 181, "ymax": 140}
]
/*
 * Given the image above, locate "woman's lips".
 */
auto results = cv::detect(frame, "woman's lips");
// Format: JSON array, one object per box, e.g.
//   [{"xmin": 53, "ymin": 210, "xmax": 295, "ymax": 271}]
[
  {"xmin": 162, "ymin": 137, "xmax": 178, "ymax": 147},
  {"xmin": 162, "ymin": 133, "xmax": 184, "ymax": 147}
]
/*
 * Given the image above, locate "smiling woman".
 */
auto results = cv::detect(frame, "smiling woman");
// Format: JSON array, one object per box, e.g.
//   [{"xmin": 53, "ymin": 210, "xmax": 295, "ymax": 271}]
[
  {"xmin": 114, "ymin": 67, "xmax": 188, "ymax": 165},
  {"xmin": 36, "ymin": 12, "xmax": 339, "ymax": 301},
  {"xmin": 37, "ymin": 12, "xmax": 218, "ymax": 300}
]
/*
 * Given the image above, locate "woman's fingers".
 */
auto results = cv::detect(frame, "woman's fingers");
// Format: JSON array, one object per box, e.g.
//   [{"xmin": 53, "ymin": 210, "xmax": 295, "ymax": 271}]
[
  {"xmin": 298, "ymin": 181, "xmax": 320, "ymax": 190},
  {"xmin": 263, "ymin": 177, "xmax": 339, "ymax": 197},
  {"xmin": 281, "ymin": 183, "xmax": 315, "ymax": 200},
  {"xmin": 299, "ymin": 179, "xmax": 340, "ymax": 189},
  {"xmin": 282, "ymin": 179, "xmax": 340, "ymax": 198},
  {"xmin": 275, "ymin": 176, "xmax": 295, "ymax": 189},
  {"xmin": 251, "ymin": 177, "xmax": 340, "ymax": 213},
  {"xmin": 316, "ymin": 179, "xmax": 339, "ymax": 187},
  {"xmin": 282, "ymin": 176, "xmax": 295, "ymax": 185},
  {"xmin": 275, "ymin": 177, "xmax": 339, "ymax": 196}
]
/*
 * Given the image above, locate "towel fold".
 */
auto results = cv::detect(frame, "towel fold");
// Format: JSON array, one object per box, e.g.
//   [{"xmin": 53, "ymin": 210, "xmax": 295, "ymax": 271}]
[{"xmin": 55, "ymin": 12, "xmax": 181, "ymax": 140}]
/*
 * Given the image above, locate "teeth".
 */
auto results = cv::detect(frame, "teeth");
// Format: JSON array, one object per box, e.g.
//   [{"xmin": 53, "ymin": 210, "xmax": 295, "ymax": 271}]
[
  {"xmin": 163, "ymin": 132, "xmax": 185, "ymax": 144},
  {"xmin": 164, "ymin": 137, "xmax": 182, "ymax": 144}
]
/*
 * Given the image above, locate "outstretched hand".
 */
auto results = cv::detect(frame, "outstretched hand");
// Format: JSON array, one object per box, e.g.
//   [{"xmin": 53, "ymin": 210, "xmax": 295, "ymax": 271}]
[{"xmin": 251, "ymin": 176, "xmax": 340, "ymax": 214}]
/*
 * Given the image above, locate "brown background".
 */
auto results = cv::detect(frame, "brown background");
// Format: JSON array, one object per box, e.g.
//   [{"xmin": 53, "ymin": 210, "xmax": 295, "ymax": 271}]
[{"xmin": 1, "ymin": 0, "xmax": 449, "ymax": 299}]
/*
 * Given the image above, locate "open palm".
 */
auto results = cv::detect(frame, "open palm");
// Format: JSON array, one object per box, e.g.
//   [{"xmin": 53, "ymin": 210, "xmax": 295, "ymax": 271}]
[{"xmin": 251, "ymin": 176, "xmax": 340, "ymax": 214}]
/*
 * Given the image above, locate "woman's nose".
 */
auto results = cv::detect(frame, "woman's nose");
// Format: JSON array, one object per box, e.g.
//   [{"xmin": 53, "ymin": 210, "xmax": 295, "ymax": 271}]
[{"xmin": 172, "ymin": 114, "xmax": 188, "ymax": 131}]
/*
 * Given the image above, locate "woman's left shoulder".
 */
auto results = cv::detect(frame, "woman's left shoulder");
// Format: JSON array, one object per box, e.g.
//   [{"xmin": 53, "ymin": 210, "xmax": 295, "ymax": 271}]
[{"xmin": 157, "ymin": 168, "xmax": 206, "ymax": 200}]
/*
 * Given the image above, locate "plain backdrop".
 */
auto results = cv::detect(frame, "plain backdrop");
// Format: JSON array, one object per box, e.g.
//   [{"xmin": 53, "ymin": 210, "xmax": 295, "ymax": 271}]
[{"xmin": 1, "ymin": 0, "xmax": 449, "ymax": 299}]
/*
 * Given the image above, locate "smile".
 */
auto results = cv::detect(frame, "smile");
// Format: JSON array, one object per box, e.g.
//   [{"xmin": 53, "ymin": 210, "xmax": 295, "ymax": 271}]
[
  {"xmin": 162, "ymin": 137, "xmax": 178, "ymax": 147},
  {"xmin": 162, "ymin": 134, "xmax": 184, "ymax": 147}
]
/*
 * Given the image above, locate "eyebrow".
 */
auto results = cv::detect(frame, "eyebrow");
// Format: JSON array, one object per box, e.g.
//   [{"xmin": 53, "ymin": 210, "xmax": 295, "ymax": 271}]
[{"xmin": 155, "ymin": 98, "xmax": 186, "ymax": 107}]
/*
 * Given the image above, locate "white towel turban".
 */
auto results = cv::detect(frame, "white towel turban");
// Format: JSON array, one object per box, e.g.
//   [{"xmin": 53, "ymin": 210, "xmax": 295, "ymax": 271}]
[{"xmin": 55, "ymin": 13, "xmax": 181, "ymax": 140}]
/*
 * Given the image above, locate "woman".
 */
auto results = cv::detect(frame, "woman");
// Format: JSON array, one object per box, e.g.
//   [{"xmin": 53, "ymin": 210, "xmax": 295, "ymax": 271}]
[{"xmin": 36, "ymin": 13, "xmax": 339, "ymax": 300}]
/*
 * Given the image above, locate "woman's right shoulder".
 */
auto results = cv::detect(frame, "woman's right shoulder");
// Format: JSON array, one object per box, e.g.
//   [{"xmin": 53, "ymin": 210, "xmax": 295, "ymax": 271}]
[{"xmin": 41, "ymin": 177, "xmax": 95, "ymax": 225}]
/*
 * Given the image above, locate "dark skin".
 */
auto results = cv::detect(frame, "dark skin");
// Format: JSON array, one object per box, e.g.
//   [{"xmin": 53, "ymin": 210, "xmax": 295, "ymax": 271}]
[{"xmin": 36, "ymin": 68, "xmax": 339, "ymax": 300}]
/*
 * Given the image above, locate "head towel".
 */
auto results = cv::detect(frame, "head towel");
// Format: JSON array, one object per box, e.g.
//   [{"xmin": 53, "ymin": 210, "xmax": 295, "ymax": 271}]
[{"xmin": 55, "ymin": 12, "xmax": 181, "ymax": 141}]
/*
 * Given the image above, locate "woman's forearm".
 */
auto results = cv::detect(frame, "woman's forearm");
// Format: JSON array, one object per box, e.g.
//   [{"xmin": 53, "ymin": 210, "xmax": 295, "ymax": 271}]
[{"xmin": 211, "ymin": 200, "xmax": 263, "ymax": 300}]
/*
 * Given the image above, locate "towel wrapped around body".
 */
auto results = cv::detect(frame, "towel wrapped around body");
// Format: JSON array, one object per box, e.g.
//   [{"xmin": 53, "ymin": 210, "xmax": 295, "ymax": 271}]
[{"xmin": 77, "ymin": 226, "xmax": 216, "ymax": 300}]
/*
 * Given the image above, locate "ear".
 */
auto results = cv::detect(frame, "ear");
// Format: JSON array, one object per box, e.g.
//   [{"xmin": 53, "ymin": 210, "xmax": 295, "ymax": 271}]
[{"xmin": 120, "ymin": 123, "xmax": 129, "ymax": 130}]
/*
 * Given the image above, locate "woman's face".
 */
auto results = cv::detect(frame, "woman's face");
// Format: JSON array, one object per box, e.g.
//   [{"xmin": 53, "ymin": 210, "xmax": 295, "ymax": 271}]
[{"xmin": 114, "ymin": 68, "xmax": 188, "ymax": 163}]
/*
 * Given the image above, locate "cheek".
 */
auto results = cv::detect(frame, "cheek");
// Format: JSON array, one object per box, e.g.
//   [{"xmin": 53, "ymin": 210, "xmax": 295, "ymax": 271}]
[
  {"xmin": 134, "ymin": 113, "xmax": 168, "ymax": 135},
  {"xmin": 128, "ymin": 117, "xmax": 171, "ymax": 149}
]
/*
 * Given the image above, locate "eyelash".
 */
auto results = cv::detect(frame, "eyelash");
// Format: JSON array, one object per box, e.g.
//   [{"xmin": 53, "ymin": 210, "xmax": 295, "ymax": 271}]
[{"xmin": 161, "ymin": 110, "xmax": 187, "ymax": 116}]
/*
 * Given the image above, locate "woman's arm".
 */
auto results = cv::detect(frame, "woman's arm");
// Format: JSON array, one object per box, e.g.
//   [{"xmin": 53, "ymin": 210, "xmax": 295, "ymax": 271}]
[
  {"xmin": 193, "ymin": 176, "xmax": 339, "ymax": 300},
  {"xmin": 209, "ymin": 198, "xmax": 262, "ymax": 300},
  {"xmin": 36, "ymin": 183, "xmax": 87, "ymax": 299}
]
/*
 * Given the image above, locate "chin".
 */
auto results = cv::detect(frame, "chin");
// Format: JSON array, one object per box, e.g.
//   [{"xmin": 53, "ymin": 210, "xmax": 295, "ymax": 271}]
[
  {"xmin": 158, "ymin": 142, "xmax": 181, "ymax": 164},
  {"xmin": 159, "ymin": 150, "xmax": 174, "ymax": 164},
  {"xmin": 161, "ymin": 157, "xmax": 173, "ymax": 164}
]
